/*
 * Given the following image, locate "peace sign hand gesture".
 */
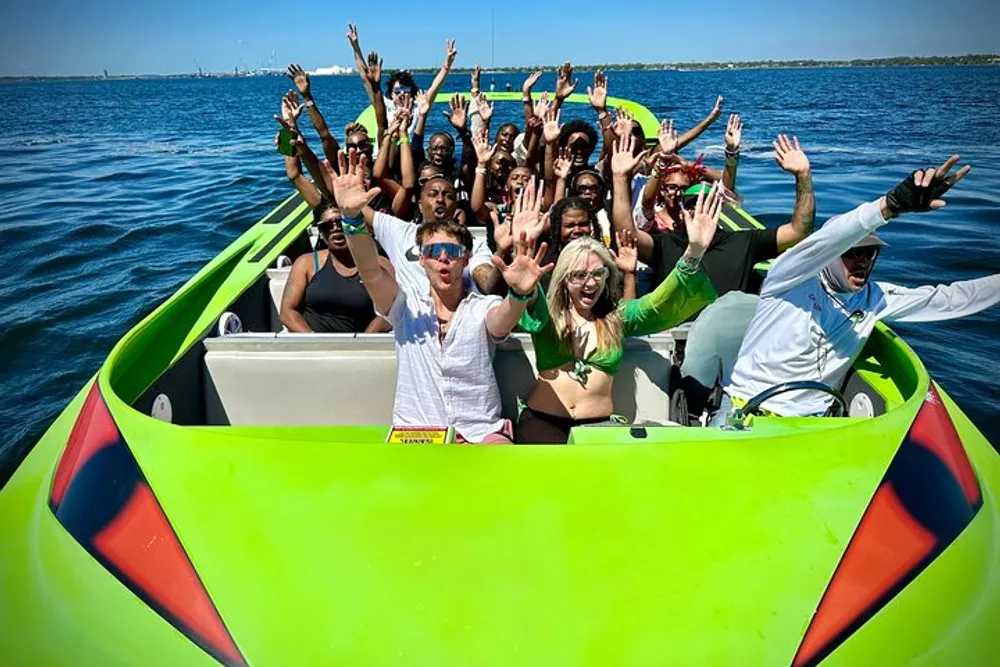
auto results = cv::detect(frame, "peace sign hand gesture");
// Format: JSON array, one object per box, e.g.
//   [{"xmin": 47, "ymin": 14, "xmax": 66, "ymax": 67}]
[{"xmin": 884, "ymin": 154, "xmax": 971, "ymax": 217}]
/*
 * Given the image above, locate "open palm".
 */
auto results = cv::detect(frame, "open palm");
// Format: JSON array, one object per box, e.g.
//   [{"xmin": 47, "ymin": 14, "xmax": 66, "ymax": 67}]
[
  {"xmin": 493, "ymin": 233, "xmax": 553, "ymax": 296},
  {"xmin": 683, "ymin": 182, "xmax": 723, "ymax": 256},
  {"xmin": 331, "ymin": 151, "xmax": 381, "ymax": 217},
  {"xmin": 773, "ymin": 134, "xmax": 809, "ymax": 175}
]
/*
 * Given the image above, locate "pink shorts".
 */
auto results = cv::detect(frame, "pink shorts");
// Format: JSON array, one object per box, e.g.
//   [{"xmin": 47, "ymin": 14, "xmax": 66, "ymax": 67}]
[{"xmin": 455, "ymin": 419, "xmax": 514, "ymax": 445}]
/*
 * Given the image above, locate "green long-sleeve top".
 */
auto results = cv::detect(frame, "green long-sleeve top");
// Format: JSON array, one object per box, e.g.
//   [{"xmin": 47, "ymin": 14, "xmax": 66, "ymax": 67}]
[{"xmin": 519, "ymin": 261, "xmax": 717, "ymax": 377}]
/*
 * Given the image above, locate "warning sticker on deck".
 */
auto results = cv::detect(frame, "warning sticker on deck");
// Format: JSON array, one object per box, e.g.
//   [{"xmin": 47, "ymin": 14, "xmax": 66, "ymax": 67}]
[{"xmin": 386, "ymin": 426, "xmax": 452, "ymax": 444}]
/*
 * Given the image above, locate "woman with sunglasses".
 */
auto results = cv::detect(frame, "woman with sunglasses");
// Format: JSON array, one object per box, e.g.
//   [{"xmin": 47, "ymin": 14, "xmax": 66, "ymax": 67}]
[
  {"xmin": 513, "ymin": 184, "xmax": 723, "ymax": 444},
  {"xmin": 331, "ymin": 150, "xmax": 555, "ymax": 443},
  {"xmin": 279, "ymin": 201, "xmax": 393, "ymax": 334},
  {"xmin": 724, "ymin": 156, "xmax": 1000, "ymax": 420}
]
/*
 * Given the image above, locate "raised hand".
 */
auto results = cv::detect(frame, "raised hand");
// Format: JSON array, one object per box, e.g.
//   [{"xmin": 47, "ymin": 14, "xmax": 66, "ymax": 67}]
[
  {"xmin": 415, "ymin": 89, "xmax": 430, "ymax": 116},
  {"xmin": 587, "ymin": 70, "xmax": 608, "ymax": 111},
  {"xmin": 395, "ymin": 92, "xmax": 413, "ymax": 122},
  {"xmin": 444, "ymin": 39, "xmax": 458, "ymax": 69},
  {"xmin": 522, "ymin": 70, "xmax": 543, "ymax": 96},
  {"xmin": 332, "ymin": 150, "xmax": 382, "ymax": 217},
  {"xmin": 479, "ymin": 99, "xmax": 495, "ymax": 124},
  {"xmin": 683, "ymin": 181, "xmax": 723, "ymax": 258},
  {"xmin": 366, "ymin": 51, "xmax": 382, "ymax": 85},
  {"xmin": 708, "ymin": 95, "xmax": 724, "ymax": 123},
  {"xmin": 613, "ymin": 106, "xmax": 633, "ymax": 138},
  {"xmin": 884, "ymin": 155, "xmax": 971, "ymax": 216},
  {"xmin": 555, "ymin": 61, "xmax": 578, "ymax": 100},
  {"xmin": 443, "ymin": 94, "xmax": 469, "ymax": 131},
  {"xmin": 657, "ymin": 118, "xmax": 678, "ymax": 154},
  {"xmin": 274, "ymin": 90, "xmax": 304, "ymax": 131},
  {"xmin": 725, "ymin": 114, "xmax": 743, "ymax": 151},
  {"xmin": 542, "ymin": 107, "xmax": 562, "ymax": 145},
  {"xmin": 472, "ymin": 129, "xmax": 496, "ymax": 166},
  {"xmin": 471, "ymin": 63, "xmax": 482, "ymax": 93},
  {"xmin": 286, "ymin": 63, "xmax": 311, "ymax": 98},
  {"xmin": 613, "ymin": 229, "xmax": 639, "ymax": 274},
  {"xmin": 532, "ymin": 93, "xmax": 551, "ymax": 121},
  {"xmin": 611, "ymin": 134, "xmax": 647, "ymax": 177},
  {"xmin": 511, "ymin": 179, "xmax": 548, "ymax": 244},
  {"xmin": 387, "ymin": 111, "xmax": 406, "ymax": 140},
  {"xmin": 773, "ymin": 134, "xmax": 810, "ymax": 175},
  {"xmin": 492, "ymin": 231, "xmax": 554, "ymax": 297},
  {"xmin": 554, "ymin": 147, "xmax": 572, "ymax": 180},
  {"xmin": 346, "ymin": 23, "xmax": 359, "ymax": 46}
]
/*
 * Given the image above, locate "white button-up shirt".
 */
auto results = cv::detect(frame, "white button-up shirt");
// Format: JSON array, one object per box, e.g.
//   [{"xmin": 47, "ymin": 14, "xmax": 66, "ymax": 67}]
[{"xmin": 382, "ymin": 284, "xmax": 506, "ymax": 442}]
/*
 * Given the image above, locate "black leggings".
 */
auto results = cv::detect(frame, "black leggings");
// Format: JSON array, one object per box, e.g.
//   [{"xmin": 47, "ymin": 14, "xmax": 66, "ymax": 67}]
[{"xmin": 515, "ymin": 407, "xmax": 612, "ymax": 444}]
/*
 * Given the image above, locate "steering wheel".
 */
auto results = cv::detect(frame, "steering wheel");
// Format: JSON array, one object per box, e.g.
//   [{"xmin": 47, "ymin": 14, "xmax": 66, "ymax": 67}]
[{"xmin": 741, "ymin": 381, "xmax": 848, "ymax": 418}]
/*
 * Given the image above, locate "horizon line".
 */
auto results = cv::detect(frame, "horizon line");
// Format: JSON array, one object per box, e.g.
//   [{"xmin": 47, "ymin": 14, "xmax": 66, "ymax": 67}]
[{"xmin": 3, "ymin": 53, "xmax": 998, "ymax": 80}]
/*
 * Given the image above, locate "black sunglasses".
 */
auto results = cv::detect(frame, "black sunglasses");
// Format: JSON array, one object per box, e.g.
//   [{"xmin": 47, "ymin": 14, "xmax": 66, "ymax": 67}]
[{"xmin": 842, "ymin": 247, "xmax": 880, "ymax": 261}]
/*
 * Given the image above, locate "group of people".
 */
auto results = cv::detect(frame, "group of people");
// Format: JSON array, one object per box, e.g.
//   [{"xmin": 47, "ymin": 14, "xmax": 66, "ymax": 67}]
[{"xmin": 272, "ymin": 25, "xmax": 1000, "ymax": 443}]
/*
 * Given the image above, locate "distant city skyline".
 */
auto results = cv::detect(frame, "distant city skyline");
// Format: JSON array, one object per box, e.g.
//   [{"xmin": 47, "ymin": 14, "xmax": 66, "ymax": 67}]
[{"xmin": 2, "ymin": 0, "xmax": 999, "ymax": 77}]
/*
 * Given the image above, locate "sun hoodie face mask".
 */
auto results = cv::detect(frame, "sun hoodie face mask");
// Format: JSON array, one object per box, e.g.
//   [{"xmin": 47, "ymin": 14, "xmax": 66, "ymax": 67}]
[{"xmin": 821, "ymin": 256, "xmax": 855, "ymax": 293}]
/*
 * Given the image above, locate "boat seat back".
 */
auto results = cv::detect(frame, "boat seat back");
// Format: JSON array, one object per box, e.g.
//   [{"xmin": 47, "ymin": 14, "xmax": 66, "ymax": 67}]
[
  {"xmin": 266, "ymin": 268, "xmax": 290, "ymax": 332},
  {"xmin": 202, "ymin": 333, "xmax": 677, "ymax": 427}
]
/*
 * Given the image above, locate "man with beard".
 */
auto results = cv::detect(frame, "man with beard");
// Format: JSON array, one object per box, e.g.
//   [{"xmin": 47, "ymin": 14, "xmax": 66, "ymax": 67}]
[{"xmin": 722, "ymin": 156, "xmax": 1000, "ymax": 419}]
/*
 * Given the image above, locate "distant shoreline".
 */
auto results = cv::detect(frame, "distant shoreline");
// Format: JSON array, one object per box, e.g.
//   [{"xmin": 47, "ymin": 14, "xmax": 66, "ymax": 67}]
[{"xmin": 3, "ymin": 54, "xmax": 997, "ymax": 82}]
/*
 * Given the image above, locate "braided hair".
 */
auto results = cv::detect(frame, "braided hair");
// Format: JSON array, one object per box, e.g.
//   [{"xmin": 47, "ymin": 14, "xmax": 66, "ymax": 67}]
[{"xmin": 548, "ymin": 196, "xmax": 602, "ymax": 253}]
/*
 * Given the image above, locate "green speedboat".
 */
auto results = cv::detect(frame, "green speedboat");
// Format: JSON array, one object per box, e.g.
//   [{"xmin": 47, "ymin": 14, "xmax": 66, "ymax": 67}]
[{"xmin": 2, "ymin": 95, "xmax": 998, "ymax": 667}]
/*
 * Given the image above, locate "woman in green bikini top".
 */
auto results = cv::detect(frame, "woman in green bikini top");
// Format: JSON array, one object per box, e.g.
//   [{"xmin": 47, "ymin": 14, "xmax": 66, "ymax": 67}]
[{"xmin": 514, "ymin": 182, "xmax": 725, "ymax": 444}]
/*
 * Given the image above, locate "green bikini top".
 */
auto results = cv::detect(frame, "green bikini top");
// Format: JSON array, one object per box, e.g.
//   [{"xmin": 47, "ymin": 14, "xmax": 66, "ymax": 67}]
[{"xmin": 518, "ymin": 260, "xmax": 717, "ymax": 380}]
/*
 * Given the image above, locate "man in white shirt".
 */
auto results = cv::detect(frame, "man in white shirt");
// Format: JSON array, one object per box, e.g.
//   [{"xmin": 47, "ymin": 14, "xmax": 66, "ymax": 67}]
[
  {"xmin": 724, "ymin": 155, "xmax": 1000, "ymax": 418},
  {"xmin": 366, "ymin": 175, "xmax": 499, "ymax": 295},
  {"xmin": 332, "ymin": 150, "xmax": 554, "ymax": 442}
]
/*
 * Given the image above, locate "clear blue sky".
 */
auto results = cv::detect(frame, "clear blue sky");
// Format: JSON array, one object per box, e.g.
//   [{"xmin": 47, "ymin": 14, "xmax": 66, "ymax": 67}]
[{"xmin": 2, "ymin": 0, "xmax": 998, "ymax": 76}]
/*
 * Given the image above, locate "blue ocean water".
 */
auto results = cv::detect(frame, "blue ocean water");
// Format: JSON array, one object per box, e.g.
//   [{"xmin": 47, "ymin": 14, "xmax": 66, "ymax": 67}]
[{"xmin": 1, "ymin": 66, "xmax": 998, "ymax": 478}]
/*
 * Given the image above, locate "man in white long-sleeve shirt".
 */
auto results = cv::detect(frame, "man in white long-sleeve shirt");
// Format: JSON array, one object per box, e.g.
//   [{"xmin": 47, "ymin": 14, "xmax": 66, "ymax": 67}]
[{"xmin": 723, "ymin": 155, "xmax": 1000, "ymax": 418}]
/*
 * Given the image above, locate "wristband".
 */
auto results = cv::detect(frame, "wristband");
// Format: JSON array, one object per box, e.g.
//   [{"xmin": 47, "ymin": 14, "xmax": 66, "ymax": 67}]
[
  {"xmin": 303, "ymin": 99, "xmax": 315, "ymax": 109},
  {"xmin": 507, "ymin": 285, "xmax": 537, "ymax": 302},
  {"xmin": 597, "ymin": 110, "xmax": 609, "ymax": 120},
  {"xmin": 393, "ymin": 136, "xmax": 410, "ymax": 146},
  {"xmin": 475, "ymin": 166, "xmax": 488, "ymax": 175},
  {"xmin": 341, "ymin": 214, "xmax": 368, "ymax": 236},
  {"xmin": 676, "ymin": 254, "xmax": 702, "ymax": 275}
]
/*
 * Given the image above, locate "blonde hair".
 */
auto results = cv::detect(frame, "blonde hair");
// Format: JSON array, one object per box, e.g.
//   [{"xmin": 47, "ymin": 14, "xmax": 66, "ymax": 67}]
[{"xmin": 547, "ymin": 237, "xmax": 624, "ymax": 356}]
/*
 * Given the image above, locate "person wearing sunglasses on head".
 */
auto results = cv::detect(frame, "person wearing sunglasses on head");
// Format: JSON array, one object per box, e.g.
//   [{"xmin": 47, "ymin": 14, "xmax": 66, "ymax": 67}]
[
  {"xmin": 722, "ymin": 156, "xmax": 1000, "ymax": 420},
  {"xmin": 278, "ymin": 200, "xmax": 393, "ymax": 334},
  {"xmin": 512, "ymin": 184, "xmax": 723, "ymax": 444},
  {"xmin": 331, "ymin": 150, "xmax": 555, "ymax": 443}
]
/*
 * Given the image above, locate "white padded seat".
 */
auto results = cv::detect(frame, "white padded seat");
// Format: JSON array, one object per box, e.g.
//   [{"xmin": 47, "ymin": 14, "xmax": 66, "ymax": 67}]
[{"xmin": 202, "ymin": 333, "xmax": 678, "ymax": 427}]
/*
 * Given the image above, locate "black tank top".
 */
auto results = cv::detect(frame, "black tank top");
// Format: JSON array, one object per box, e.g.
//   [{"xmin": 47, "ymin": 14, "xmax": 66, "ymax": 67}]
[{"xmin": 302, "ymin": 251, "xmax": 376, "ymax": 333}]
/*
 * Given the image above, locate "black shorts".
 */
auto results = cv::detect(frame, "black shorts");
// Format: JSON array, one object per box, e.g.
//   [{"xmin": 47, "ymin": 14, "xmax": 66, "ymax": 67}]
[{"xmin": 514, "ymin": 406, "xmax": 612, "ymax": 444}]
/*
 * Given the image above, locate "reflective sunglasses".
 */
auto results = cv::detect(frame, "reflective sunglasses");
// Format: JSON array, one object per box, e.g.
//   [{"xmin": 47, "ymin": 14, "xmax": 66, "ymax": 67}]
[
  {"xmin": 567, "ymin": 266, "xmax": 609, "ymax": 284},
  {"xmin": 420, "ymin": 242, "xmax": 467, "ymax": 260},
  {"xmin": 841, "ymin": 247, "xmax": 879, "ymax": 262},
  {"xmin": 391, "ymin": 85, "xmax": 408, "ymax": 96},
  {"xmin": 346, "ymin": 140, "xmax": 372, "ymax": 152}
]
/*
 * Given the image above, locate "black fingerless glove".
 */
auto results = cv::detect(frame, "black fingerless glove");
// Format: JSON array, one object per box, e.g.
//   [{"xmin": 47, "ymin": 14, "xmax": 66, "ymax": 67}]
[{"xmin": 884, "ymin": 171, "xmax": 954, "ymax": 216}]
